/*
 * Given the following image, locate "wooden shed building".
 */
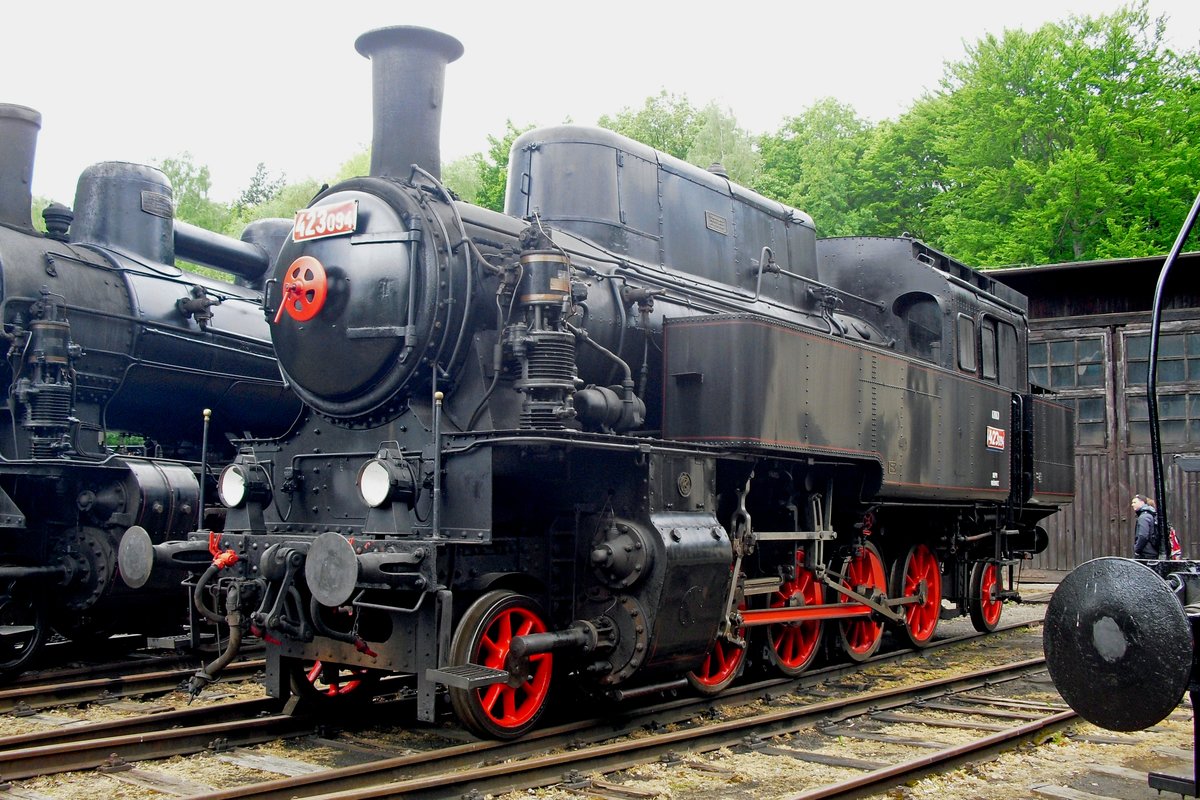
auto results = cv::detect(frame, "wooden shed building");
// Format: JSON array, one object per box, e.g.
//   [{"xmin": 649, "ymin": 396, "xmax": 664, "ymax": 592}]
[{"xmin": 993, "ymin": 251, "xmax": 1200, "ymax": 573}]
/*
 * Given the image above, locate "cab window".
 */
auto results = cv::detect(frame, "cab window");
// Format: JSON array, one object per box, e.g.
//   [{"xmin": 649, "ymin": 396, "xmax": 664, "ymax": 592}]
[
  {"xmin": 980, "ymin": 318, "xmax": 997, "ymax": 380},
  {"xmin": 957, "ymin": 314, "xmax": 977, "ymax": 372}
]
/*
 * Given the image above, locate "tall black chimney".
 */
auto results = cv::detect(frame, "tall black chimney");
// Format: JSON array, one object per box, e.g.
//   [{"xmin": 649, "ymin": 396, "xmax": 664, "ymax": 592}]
[
  {"xmin": 0, "ymin": 103, "xmax": 41, "ymax": 232},
  {"xmin": 354, "ymin": 26, "xmax": 463, "ymax": 181}
]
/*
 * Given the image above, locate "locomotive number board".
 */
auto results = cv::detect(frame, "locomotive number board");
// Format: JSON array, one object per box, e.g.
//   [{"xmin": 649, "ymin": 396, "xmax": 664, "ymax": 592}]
[{"xmin": 293, "ymin": 199, "xmax": 359, "ymax": 242}]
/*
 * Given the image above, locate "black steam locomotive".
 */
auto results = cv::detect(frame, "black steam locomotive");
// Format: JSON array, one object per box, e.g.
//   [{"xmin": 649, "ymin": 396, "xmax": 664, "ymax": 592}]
[
  {"xmin": 0, "ymin": 104, "xmax": 301, "ymax": 676},
  {"xmin": 131, "ymin": 26, "xmax": 1074, "ymax": 738}
]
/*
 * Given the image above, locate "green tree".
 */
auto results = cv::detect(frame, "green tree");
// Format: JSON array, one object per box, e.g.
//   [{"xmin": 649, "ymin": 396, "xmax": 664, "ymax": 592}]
[
  {"xmin": 335, "ymin": 148, "xmax": 370, "ymax": 182},
  {"xmin": 232, "ymin": 163, "xmax": 286, "ymax": 221},
  {"xmin": 158, "ymin": 152, "xmax": 231, "ymax": 233},
  {"xmin": 229, "ymin": 179, "xmax": 323, "ymax": 232},
  {"xmin": 686, "ymin": 103, "xmax": 761, "ymax": 186},
  {"xmin": 442, "ymin": 155, "xmax": 483, "ymax": 204},
  {"xmin": 598, "ymin": 91, "xmax": 703, "ymax": 160},
  {"xmin": 852, "ymin": 98, "xmax": 949, "ymax": 241},
  {"xmin": 474, "ymin": 121, "xmax": 534, "ymax": 212},
  {"xmin": 755, "ymin": 98, "xmax": 873, "ymax": 237},
  {"xmin": 925, "ymin": 3, "xmax": 1200, "ymax": 265}
]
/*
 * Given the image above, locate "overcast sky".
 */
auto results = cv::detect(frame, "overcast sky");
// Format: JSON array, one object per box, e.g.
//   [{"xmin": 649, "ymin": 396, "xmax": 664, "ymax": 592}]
[{"xmin": 3, "ymin": 0, "xmax": 1198, "ymax": 205}]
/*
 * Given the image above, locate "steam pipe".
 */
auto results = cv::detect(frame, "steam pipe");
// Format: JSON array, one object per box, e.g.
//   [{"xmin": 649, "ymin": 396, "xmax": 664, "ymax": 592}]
[
  {"xmin": 0, "ymin": 103, "xmax": 40, "ymax": 232},
  {"xmin": 174, "ymin": 219, "xmax": 270, "ymax": 280},
  {"xmin": 354, "ymin": 26, "xmax": 463, "ymax": 180}
]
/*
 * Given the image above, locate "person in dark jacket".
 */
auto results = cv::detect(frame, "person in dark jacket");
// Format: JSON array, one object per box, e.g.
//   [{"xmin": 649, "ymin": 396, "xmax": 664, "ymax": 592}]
[{"xmin": 1132, "ymin": 494, "xmax": 1160, "ymax": 559}]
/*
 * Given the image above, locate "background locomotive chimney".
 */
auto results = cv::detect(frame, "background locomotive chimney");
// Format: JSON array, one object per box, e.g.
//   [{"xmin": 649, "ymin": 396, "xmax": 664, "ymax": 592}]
[
  {"xmin": 0, "ymin": 103, "xmax": 42, "ymax": 232},
  {"xmin": 354, "ymin": 26, "xmax": 463, "ymax": 181}
]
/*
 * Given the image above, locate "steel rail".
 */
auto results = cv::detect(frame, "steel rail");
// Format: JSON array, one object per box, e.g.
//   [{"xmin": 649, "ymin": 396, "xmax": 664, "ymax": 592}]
[
  {"xmin": 0, "ymin": 658, "xmax": 265, "ymax": 714},
  {"xmin": 0, "ymin": 712, "xmax": 314, "ymax": 781},
  {"xmin": 784, "ymin": 709, "xmax": 1078, "ymax": 799},
  {"xmin": 0, "ymin": 696, "xmax": 280, "ymax": 751}
]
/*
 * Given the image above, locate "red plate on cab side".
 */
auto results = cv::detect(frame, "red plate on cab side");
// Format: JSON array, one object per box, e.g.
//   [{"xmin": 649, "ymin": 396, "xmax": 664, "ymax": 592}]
[{"xmin": 293, "ymin": 199, "xmax": 358, "ymax": 242}]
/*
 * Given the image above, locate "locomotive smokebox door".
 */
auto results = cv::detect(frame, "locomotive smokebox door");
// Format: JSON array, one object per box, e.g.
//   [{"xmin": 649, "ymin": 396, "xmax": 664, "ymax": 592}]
[{"xmin": 1043, "ymin": 557, "xmax": 1192, "ymax": 731}]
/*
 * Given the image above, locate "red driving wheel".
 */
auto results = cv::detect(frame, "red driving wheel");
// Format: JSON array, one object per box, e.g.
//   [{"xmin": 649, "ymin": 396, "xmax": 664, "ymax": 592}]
[{"xmin": 274, "ymin": 256, "xmax": 328, "ymax": 323}]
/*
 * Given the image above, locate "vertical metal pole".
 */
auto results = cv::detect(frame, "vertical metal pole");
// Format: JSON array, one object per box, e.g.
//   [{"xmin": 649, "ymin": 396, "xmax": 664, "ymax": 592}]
[
  {"xmin": 432, "ymin": 390, "xmax": 443, "ymax": 539},
  {"xmin": 1148, "ymin": 190, "xmax": 1200, "ymax": 558},
  {"xmin": 1194, "ymin": 687, "xmax": 1199, "ymax": 796},
  {"xmin": 198, "ymin": 408, "xmax": 211, "ymax": 532}
]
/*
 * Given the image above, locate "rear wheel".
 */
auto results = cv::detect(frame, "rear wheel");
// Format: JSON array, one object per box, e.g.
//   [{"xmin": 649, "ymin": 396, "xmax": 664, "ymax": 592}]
[
  {"xmin": 969, "ymin": 560, "xmax": 1004, "ymax": 632},
  {"xmin": 448, "ymin": 590, "xmax": 553, "ymax": 739},
  {"xmin": 836, "ymin": 542, "xmax": 886, "ymax": 662},
  {"xmin": 766, "ymin": 552, "xmax": 824, "ymax": 676},
  {"xmin": 889, "ymin": 544, "xmax": 942, "ymax": 647}
]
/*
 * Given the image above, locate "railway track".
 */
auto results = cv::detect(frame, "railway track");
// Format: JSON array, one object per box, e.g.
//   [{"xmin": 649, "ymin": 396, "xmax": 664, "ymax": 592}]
[
  {"xmin": 2, "ymin": 612, "xmax": 1185, "ymax": 800},
  {"xmin": 0, "ymin": 621, "xmax": 1042, "ymax": 796}
]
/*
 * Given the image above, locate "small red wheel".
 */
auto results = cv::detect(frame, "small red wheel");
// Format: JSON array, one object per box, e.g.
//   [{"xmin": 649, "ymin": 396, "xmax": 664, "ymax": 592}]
[
  {"xmin": 767, "ymin": 550, "xmax": 824, "ymax": 676},
  {"xmin": 285, "ymin": 658, "xmax": 380, "ymax": 710},
  {"xmin": 969, "ymin": 560, "xmax": 1004, "ymax": 632},
  {"xmin": 687, "ymin": 603, "xmax": 747, "ymax": 695},
  {"xmin": 449, "ymin": 591, "xmax": 553, "ymax": 739},
  {"xmin": 274, "ymin": 255, "xmax": 328, "ymax": 323},
  {"xmin": 890, "ymin": 544, "xmax": 942, "ymax": 647},
  {"xmin": 837, "ymin": 541, "xmax": 887, "ymax": 662}
]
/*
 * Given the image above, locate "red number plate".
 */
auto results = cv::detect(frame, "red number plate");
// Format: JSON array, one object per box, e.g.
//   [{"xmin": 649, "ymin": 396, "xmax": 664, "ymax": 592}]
[
  {"xmin": 292, "ymin": 200, "xmax": 358, "ymax": 242},
  {"xmin": 986, "ymin": 426, "xmax": 1006, "ymax": 451}
]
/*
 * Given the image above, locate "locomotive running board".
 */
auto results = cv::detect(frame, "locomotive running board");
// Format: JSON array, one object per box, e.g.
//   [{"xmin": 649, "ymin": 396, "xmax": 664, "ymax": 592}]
[{"xmin": 426, "ymin": 663, "xmax": 509, "ymax": 690}]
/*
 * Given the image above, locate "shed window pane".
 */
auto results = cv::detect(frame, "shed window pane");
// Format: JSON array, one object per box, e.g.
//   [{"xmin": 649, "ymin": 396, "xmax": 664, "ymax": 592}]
[
  {"xmin": 1161, "ymin": 360, "xmax": 1186, "ymax": 383},
  {"xmin": 1029, "ymin": 342, "xmax": 1048, "ymax": 368},
  {"xmin": 1079, "ymin": 422, "xmax": 1106, "ymax": 446},
  {"xmin": 1161, "ymin": 394, "xmax": 1187, "ymax": 418},
  {"xmin": 1078, "ymin": 363, "xmax": 1103, "ymax": 386},
  {"xmin": 1078, "ymin": 340, "xmax": 1103, "ymax": 363},
  {"xmin": 1077, "ymin": 397, "xmax": 1105, "ymax": 422},
  {"xmin": 1050, "ymin": 340, "xmax": 1075, "ymax": 364},
  {"xmin": 1161, "ymin": 334, "xmax": 1185, "ymax": 358},
  {"xmin": 1162, "ymin": 420, "xmax": 1186, "ymax": 441}
]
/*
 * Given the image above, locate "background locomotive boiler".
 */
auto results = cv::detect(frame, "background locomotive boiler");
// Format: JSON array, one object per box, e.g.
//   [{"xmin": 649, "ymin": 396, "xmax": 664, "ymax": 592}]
[
  {"xmin": 149, "ymin": 25, "xmax": 1075, "ymax": 738},
  {"xmin": 0, "ymin": 103, "xmax": 301, "ymax": 676}
]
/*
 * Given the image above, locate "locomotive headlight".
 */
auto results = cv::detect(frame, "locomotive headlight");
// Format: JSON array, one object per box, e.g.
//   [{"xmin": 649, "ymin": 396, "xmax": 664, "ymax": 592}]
[
  {"xmin": 218, "ymin": 465, "xmax": 248, "ymax": 508},
  {"xmin": 217, "ymin": 464, "xmax": 270, "ymax": 508},
  {"xmin": 357, "ymin": 457, "xmax": 416, "ymax": 509},
  {"xmin": 358, "ymin": 459, "xmax": 397, "ymax": 508}
]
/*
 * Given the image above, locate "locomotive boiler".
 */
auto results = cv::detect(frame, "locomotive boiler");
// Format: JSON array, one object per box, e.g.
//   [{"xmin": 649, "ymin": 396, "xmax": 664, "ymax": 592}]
[
  {"xmin": 136, "ymin": 25, "xmax": 1075, "ymax": 738},
  {"xmin": 0, "ymin": 103, "xmax": 301, "ymax": 676}
]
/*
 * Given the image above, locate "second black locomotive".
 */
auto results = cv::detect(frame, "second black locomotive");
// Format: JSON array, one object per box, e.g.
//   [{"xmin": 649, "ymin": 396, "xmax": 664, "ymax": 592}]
[{"xmin": 0, "ymin": 103, "xmax": 301, "ymax": 676}]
